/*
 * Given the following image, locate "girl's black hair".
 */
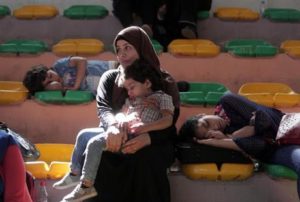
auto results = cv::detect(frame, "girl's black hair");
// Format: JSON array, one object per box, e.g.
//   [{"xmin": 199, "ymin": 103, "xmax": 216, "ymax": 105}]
[
  {"xmin": 124, "ymin": 59, "xmax": 163, "ymax": 91},
  {"xmin": 23, "ymin": 65, "xmax": 48, "ymax": 96},
  {"xmin": 178, "ymin": 115, "xmax": 199, "ymax": 142}
]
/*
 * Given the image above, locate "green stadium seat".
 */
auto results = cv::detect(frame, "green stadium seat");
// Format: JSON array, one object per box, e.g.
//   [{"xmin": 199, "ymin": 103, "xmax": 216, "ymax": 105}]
[
  {"xmin": 180, "ymin": 82, "xmax": 229, "ymax": 106},
  {"xmin": 63, "ymin": 5, "xmax": 108, "ymax": 19},
  {"xmin": 0, "ymin": 39, "xmax": 48, "ymax": 55},
  {"xmin": 263, "ymin": 163, "xmax": 298, "ymax": 180},
  {"xmin": 151, "ymin": 39, "xmax": 164, "ymax": 54},
  {"xmin": 34, "ymin": 90, "xmax": 94, "ymax": 104},
  {"xmin": 263, "ymin": 8, "xmax": 300, "ymax": 22},
  {"xmin": 224, "ymin": 39, "xmax": 278, "ymax": 57},
  {"xmin": 0, "ymin": 5, "xmax": 10, "ymax": 16}
]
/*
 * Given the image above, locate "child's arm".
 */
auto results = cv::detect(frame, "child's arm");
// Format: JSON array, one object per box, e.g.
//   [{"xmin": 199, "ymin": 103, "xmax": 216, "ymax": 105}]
[
  {"xmin": 65, "ymin": 56, "xmax": 87, "ymax": 90},
  {"xmin": 227, "ymin": 126, "xmax": 255, "ymax": 138},
  {"xmin": 131, "ymin": 109, "xmax": 173, "ymax": 135}
]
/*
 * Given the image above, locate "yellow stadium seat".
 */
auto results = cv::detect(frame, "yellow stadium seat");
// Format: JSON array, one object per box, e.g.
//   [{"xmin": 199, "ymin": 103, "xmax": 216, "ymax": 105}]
[
  {"xmin": 238, "ymin": 82, "xmax": 300, "ymax": 107},
  {"xmin": 168, "ymin": 39, "xmax": 220, "ymax": 57},
  {"xmin": 13, "ymin": 5, "xmax": 58, "ymax": 19},
  {"xmin": 25, "ymin": 144, "xmax": 74, "ymax": 179},
  {"xmin": 214, "ymin": 7, "xmax": 260, "ymax": 21},
  {"xmin": 48, "ymin": 161, "xmax": 71, "ymax": 179},
  {"xmin": 280, "ymin": 40, "xmax": 300, "ymax": 58},
  {"xmin": 52, "ymin": 39, "xmax": 104, "ymax": 56},
  {"xmin": 274, "ymin": 93, "xmax": 300, "ymax": 108},
  {"xmin": 25, "ymin": 161, "xmax": 49, "ymax": 179},
  {"xmin": 35, "ymin": 143, "xmax": 74, "ymax": 164},
  {"xmin": 181, "ymin": 163, "xmax": 254, "ymax": 181},
  {"xmin": 181, "ymin": 164, "xmax": 219, "ymax": 180},
  {"xmin": 0, "ymin": 81, "xmax": 28, "ymax": 105},
  {"xmin": 219, "ymin": 163, "xmax": 254, "ymax": 180}
]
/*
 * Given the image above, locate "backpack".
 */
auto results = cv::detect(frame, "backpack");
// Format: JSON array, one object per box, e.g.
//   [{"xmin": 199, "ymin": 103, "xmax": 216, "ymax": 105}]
[{"xmin": 0, "ymin": 122, "xmax": 40, "ymax": 161}]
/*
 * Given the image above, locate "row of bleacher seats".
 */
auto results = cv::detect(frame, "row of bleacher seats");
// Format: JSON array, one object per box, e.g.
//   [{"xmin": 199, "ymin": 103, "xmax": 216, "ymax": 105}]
[
  {"xmin": 1, "ymin": 38, "xmax": 300, "ymax": 58},
  {"xmin": 2, "ymin": 4, "xmax": 300, "ymax": 22},
  {"xmin": 1, "ymin": 81, "xmax": 300, "ymax": 108},
  {"xmin": 24, "ymin": 142, "xmax": 298, "ymax": 188}
]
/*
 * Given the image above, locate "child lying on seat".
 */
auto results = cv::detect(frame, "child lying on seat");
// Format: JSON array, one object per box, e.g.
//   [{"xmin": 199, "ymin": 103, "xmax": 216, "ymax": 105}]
[{"xmin": 23, "ymin": 56, "xmax": 118, "ymax": 96}]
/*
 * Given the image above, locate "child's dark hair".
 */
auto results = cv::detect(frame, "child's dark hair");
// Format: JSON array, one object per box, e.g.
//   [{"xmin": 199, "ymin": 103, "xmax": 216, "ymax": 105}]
[
  {"xmin": 178, "ymin": 115, "xmax": 201, "ymax": 142},
  {"xmin": 23, "ymin": 65, "xmax": 48, "ymax": 96},
  {"xmin": 124, "ymin": 59, "xmax": 163, "ymax": 91}
]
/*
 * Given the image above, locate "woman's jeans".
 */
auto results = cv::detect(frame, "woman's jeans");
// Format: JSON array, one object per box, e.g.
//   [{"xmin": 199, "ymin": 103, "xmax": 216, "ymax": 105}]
[
  {"xmin": 269, "ymin": 145, "xmax": 300, "ymax": 199},
  {"xmin": 70, "ymin": 127, "xmax": 107, "ymax": 184}
]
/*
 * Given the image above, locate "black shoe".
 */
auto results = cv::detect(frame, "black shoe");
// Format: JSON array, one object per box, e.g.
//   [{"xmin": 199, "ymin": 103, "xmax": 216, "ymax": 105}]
[{"xmin": 180, "ymin": 24, "xmax": 198, "ymax": 39}]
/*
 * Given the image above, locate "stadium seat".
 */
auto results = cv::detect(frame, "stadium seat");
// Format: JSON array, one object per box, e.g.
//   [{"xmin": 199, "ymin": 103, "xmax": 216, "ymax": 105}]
[
  {"xmin": 179, "ymin": 82, "xmax": 229, "ymax": 106},
  {"xmin": 280, "ymin": 40, "xmax": 300, "ymax": 58},
  {"xmin": 0, "ymin": 39, "xmax": 48, "ymax": 55},
  {"xmin": 34, "ymin": 90, "xmax": 94, "ymax": 104},
  {"xmin": 0, "ymin": 5, "xmax": 10, "ymax": 16},
  {"xmin": 63, "ymin": 5, "xmax": 108, "ymax": 19},
  {"xmin": 52, "ymin": 38, "xmax": 104, "ymax": 56},
  {"xmin": 168, "ymin": 39, "xmax": 220, "ymax": 57},
  {"xmin": 214, "ymin": 7, "xmax": 260, "ymax": 21},
  {"xmin": 263, "ymin": 163, "xmax": 298, "ymax": 180},
  {"xmin": 13, "ymin": 5, "xmax": 58, "ymax": 19},
  {"xmin": 224, "ymin": 39, "xmax": 278, "ymax": 57},
  {"xmin": 0, "ymin": 81, "xmax": 29, "ymax": 105},
  {"xmin": 263, "ymin": 8, "xmax": 300, "ymax": 22},
  {"xmin": 25, "ymin": 143, "xmax": 74, "ymax": 179},
  {"xmin": 238, "ymin": 82, "xmax": 300, "ymax": 107}
]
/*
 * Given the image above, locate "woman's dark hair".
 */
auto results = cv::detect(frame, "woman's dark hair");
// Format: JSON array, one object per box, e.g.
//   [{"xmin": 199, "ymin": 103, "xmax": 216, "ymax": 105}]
[
  {"xmin": 178, "ymin": 115, "xmax": 201, "ymax": 142},
  {"xmin": 23, "ymin": 65, "xmax": 48, "ymax": 96},
  {"xmin": 124, "ymin": 59, "xmax": 163, "ymax": 91}
]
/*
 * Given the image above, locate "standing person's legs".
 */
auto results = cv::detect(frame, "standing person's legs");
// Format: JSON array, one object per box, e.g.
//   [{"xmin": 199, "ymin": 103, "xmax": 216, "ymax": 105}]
[
  {"xmin": 112, "ymin": 0, "xmax": 134, "ymax": 27},
  {"xmin": 53, "ymin": 127, "xmax": 104, "ymax": 189},
  {"xmin": 268, "ymin": 145, "xmax": 300, "ymax": 199}
]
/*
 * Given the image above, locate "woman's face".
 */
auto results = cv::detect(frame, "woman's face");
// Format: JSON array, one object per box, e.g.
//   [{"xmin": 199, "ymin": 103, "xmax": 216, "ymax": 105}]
[
  {"xmin": 115, "ymin": 39, "xmax": 139, "ymax": 68},
  {"xmin": 195, "ymin": 115, "xmax": 228, "ymax": 139}
]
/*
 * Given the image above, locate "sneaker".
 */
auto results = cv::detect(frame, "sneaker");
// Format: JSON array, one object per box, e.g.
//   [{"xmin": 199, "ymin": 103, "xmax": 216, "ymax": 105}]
[
  {"xmin": 53, "ymin": 173, "xmax": 80, "ymax": 190},
  {"xmin": 181, "ymin": 25, "xmax": 197, "ymax": 39},
  {"xmin": 61, "ymin": 184, "xmax": 98, "ymax": 202}
]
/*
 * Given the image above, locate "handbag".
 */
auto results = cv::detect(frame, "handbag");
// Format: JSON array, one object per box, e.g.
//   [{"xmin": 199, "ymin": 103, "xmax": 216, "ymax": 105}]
[
  {"xmin": 0, "ymin": 122, "xmax": 40, "ymax": 161},
  {"xmin": 276, "ymin": 113, "xmax": 300, "ymax": 145}
]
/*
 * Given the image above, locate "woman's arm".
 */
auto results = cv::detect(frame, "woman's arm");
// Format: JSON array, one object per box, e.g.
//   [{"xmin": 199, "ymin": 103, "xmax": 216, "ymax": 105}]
[{"xmin": 229, "ymin": 125, "xmax": 255, "ymax": 138}]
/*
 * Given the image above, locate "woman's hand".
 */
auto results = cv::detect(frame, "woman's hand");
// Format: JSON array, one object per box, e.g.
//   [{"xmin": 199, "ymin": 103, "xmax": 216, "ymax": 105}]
[
  {"xmin": 105, "ymin": 125, "xmax": 126, "ymax": 153},
  {"xmin": 121, "ymin": 133, "xmax": 151, "ymax": 154}
]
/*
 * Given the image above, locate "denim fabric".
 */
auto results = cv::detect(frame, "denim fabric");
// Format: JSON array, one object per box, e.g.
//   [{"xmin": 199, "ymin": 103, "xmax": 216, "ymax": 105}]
[
  {"xmin": 268, "ymin": 145, "xmax": 300, "ymax": 199},
  {"xmin": 81, "ymin": 132, "xmax": 107, "ymax": 183},
  {"xmin": 70, "ymin": 127, "xmax": 105, "ymax": 175}
]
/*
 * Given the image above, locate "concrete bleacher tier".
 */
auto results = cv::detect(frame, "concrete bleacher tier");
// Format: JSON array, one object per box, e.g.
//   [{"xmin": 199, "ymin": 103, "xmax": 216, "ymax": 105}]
[{"xmin": 1, "ymin": 3, "xmax": 300, "ymax": 201}]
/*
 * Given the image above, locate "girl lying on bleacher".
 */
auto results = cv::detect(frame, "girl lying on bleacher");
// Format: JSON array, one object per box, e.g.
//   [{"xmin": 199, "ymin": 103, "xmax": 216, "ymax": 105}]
[
  {"xmin": 179, "ymin": 92, "xmax": 300, "ymax": 200},
  {"xmin": 23, "ymin": 56, "xmax": 118, "ymax": 96}
]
